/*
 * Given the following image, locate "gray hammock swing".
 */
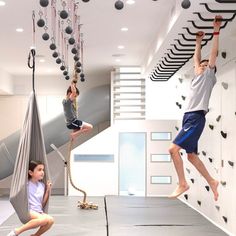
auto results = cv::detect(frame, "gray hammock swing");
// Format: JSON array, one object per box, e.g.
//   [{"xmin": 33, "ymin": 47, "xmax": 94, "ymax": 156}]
[{"xmin": 9, "ymin": 49, "xmax": 50, "ymax": 224}]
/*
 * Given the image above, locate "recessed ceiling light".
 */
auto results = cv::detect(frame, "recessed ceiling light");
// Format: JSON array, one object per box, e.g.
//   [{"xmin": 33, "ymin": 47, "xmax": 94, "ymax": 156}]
[
  {"xmin": 121, "ymin": 27, "xmax": 128, "ymax": 32},
  {"xmin": 126, "ymin": 0, "xmax": 135, "ymax": 5},
  {"xmin": 16, "ymin": 28, "xmax": 24, "ymax": 33},
  {"xmin": 116, "ymin": 59, "xmax": 121, "ymax": 62},
  {"xmin": 39, "ymin": 59, "xmax": 45, "ymax": 63},
  {"xmin": 0, "ymin": 1, "xmax": 6, "ymax": 6},
  {"xmin": 118, "ymin": 45, "xmax": 125, "ymax": 49}
]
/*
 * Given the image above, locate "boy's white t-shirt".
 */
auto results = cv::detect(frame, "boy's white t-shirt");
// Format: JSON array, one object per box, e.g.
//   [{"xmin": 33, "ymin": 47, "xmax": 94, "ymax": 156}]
[{"xmin": 28, "ymin": 180, "xmax": 45, "ymax": 213}]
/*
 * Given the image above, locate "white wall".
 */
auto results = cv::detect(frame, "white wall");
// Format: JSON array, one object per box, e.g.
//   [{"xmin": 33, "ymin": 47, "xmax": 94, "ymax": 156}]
[
  {"xmin": 0, "ymin": 68, "xmax": 13, "ymax": 95},
  {"xmin": 69, "ymin": 120, "xmax": 177, "ymax": 197},
  {"xmin": 146, "ymin": 75, "xmax": 182, "ymax": 120}
]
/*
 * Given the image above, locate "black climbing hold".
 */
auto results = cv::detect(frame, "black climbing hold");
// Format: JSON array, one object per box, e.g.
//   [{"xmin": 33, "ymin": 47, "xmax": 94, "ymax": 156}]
[
  {"xmin": 181, "ymin": 0, "xmax": 191, "ymax": 9},
  {"xmin": 180, "ymin": 152, "xmax": 183, "ymax": 156},
  {"xmin": 65, "ymin": 75, "xmax": 70, "ymax": 80},
  {"xmin": 222, "ymin": 216, "xmax": 227, "ymax": 223},
  {"xmin": 221, "ymin": 51, "xmax": 226, "ymax": 59},
  {"xmin": 80, "ymin": 77, "xmax": 85, "ymax": 82},
  {"xmin": 65, "ymin": 26, "xmax": 73, "ymax": 34},
  {"xmin": 205, "ymin": 186, "xmax": 210, "ymax": 192},
  {"xmin": 52, "ymin": 51, "xmax": 58, "ymax": 58},
  {"xmin": 50, "ymin": 43, "xmax": 56, "ymax": 50},
  {"xmin": 175, "ymin": 126, "xmax": 179, "ymax": 131},
  {"xmin": 80, "ymin": 73, "xmax": 85, "ymax": 78},
  {"xmin": 181, "ymin": 95, "xmax": 186, "ymax": 101},
  {"xmin": 40, "ymin": 0, "xmax": 49, "ymax": 7},
  {"xmin": 82, "ymin": 0, "xmax": 90, "ymax": 2},
  {"xmin": 175, "ymin": 102, "xmax": 182, "ymax": 109},
  {"xmin": 221, "ymin": 82, "xmax": 228, "ymax": 90},
  {"xmin": 220, "ymin": 131, "xmax": 227, "ymax": 139},
  {"xmin": 208, "ymin": 158, "xmax": 213, "ymax": 163},
  {"xmin": 228, "ymin": 161, "xmax": 234, "ymax": 167},
  {"xmin": 215, "ymin": 205, "xmax": 220, "ymax": 211},
  {"xmin": 186, "ymin": 168, "xmax": 190, "ymax": 174},
  {"xmin": 63, "ymin": 71, "xmax": 68, "ymax": 76},
  {"xmin": 56, "ymin": 58, "xmax": 61, "ymax": 64},
  {"xmin": 216, "ymin": 115, "xmax": 221, "ymax": 122},
  {"xmin": 220, "ymin": 181, "xmax": 226, "ymax": 186},
  {"xmin": 190, "ymin": 178, "xmax": 194, "ymax": 184},
  {"xmin": 37, "ymin": 19, "xmax": 45, "ymax": 27},
  {"xmin": 115, "ymin": 0, "xmax": 124, "ymax": 10},
  {"xmin": 209, "ymin": 124, "xmax": 214, "ymax": 130},
  {"xmin": 202, "ymin": 151, "xmax": 206, "ymax": 156},
  {"xmin": 184, "ymin": 194, "xmax": 188, "ymax": 200},
  {"xmin": 68, "ymin": 37, "xmax": 75, "ymax": 45},
  {"xmin": 178, "ymin": 78, "xmax": 183, "ymax": 83},
  {"xmin": 197, "ymin": 200, "xmax": 201, "ymax": 206},
  {"xmin": 60, "ymin": 10, "xmax": 68, "ymax": 19},
  {"xmin": 42, "ymin": 32, "xmax": 50, "ymax": 40}
]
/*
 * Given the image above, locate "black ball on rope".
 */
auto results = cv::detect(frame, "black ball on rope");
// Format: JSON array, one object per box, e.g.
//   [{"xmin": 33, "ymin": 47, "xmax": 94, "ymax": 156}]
[
  {"xmin": 76, "ymin": 68, "xmax": 81, "ymax": 74},
  {"xmin": 181, "ymin": 0, "xmax": 191, "ymax": 9},
  {"xmin": 68, "ymin": 37, "xmax": 75, "ymax": 45},
  {"xmin": 40, "ymin": 0, "xmax": 49, "ymax": 7},
  {"xmin": 37, "ymin": 19, "xmax": 45, "ymax": 27},
  {"xmin": 42, "ymin": 32, "xmax": 50, "ymax": 41},
  {"xmin": 76, "ymin": 61, "xmax": 82, "ymax": 68},
  {"xmin": 80, "ymin": 77, "xmax": 85, "ymax": 82},
  {"xmin": 60, "ymin": 10, "xmax": 68, "ymax": 19},
  {"xmin": 60, "ymin": 65, "xmax": 66, "ymax": 71},
  {"xmin": 65, "ymin": 75, "xmax": 70, "ymax": 80},
  {"xmin": 65, "ymin": 26, "xmax": 73, "ymax": 34},
  {"xmin": 115, "ymin": 0, "xmax": 124, "ymax": 10},
  {"xmin": 52, "ymin": 51, "xmax": 58, "ymax": 58},
  {"xmin": 56, "ymin": 58, "xmax": 62, "ymax": 64},
  {"xmin": 82, "ymin": 0, "xmax": 90, "ymax": 2},
  {"xmin": 71, "ymin": 47, "xmax": 78, "ymax": 54},
  {"xmin": 63, "ymin": 71, "xmax": 68, "ymax": 76},
  {"xmin": 74, "ymin": 55, "xmax": 79, "ymax": 61},
  {"xmin": 50, "ymin": 43, "xmax": 56, "ymax": 50}
]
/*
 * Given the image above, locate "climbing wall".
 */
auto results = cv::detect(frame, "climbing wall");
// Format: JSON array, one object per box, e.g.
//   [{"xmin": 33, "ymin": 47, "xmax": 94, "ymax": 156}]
[{"xmin": 175, "ymin": 61, "xmax": 236, "ymax": 235}]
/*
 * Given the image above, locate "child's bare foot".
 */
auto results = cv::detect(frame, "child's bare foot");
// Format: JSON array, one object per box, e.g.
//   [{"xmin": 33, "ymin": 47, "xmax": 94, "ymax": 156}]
[
  {"xmin": 168, "ymin": 184, "xmax": 190, "ymax": 199},
  {"xmin": 70, "ymin": 132, "xmax": 77, "ymax": 141},
  {"xmin": 209, "ymin": 180, "xmax": 219, "ymax": 201}
]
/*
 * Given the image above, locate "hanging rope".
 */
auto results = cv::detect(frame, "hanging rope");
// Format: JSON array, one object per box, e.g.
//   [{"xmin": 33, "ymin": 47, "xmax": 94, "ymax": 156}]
[
  {"xmin": 28, "ymin": 49, "xmax": 36, "ymax": 93},
  {"xmin": 28, "ymin": 11, "xmax": 36, "ymax": 93},
  {"xmin": 66, "ymin": 140, "xmax": 98, "ymax": 210}
]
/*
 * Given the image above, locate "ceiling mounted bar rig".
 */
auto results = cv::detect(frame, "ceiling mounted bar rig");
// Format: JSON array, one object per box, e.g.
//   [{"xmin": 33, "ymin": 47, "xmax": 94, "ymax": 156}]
[{"xmin": 149, "ymin": 1, "xmax": 236, "ymax": 82}]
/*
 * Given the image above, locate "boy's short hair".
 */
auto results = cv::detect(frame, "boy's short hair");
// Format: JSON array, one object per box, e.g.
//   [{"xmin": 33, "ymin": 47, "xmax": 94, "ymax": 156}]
[
  {"xmin": 200, "ymin": 59, "xmax": 217, "ymax": 74},
  {"xmin": 66, "ymin": 86, "xmax": 79, "ymax": 95}
]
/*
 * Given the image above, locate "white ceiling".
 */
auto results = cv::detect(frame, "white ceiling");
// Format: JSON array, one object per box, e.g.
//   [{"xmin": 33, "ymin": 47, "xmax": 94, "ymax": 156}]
[{"xmin": 0, "ymin": 0, "xmax": 176, "ymax": 79}]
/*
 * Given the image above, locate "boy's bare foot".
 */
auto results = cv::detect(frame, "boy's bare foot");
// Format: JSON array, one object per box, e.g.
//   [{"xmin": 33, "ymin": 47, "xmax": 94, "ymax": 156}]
[
  {"xmin": 168, "ymin": 184, "xmax": 190, "ymax": 199},
  {"xmin": 209, "ymin": 180, "xmax": 219, "ymax": 201}
]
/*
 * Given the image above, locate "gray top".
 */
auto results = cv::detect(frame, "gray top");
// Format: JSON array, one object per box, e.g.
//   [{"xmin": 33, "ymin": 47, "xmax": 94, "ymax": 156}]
[
  {"xmin": 62, "ymin": 98, "xmax": 77, "ymax": 125},
  {"xmin": 185, "ymin": 67, "xmax": 216, "ymax": 113}
]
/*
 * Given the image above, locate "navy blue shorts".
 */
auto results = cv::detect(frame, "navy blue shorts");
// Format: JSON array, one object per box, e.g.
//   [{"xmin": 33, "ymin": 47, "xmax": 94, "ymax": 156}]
[
  {"xmin": 67, "ymin": 119, "xmax": 83, "ymax": 130},
  {"xmin": 173, "ymin": 110, "xmax": 206, "ymax": 154}
]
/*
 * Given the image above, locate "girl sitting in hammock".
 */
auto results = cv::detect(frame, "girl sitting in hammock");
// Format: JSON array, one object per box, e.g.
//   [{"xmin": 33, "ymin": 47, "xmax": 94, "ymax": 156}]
[
  {"xmin": 7, "ymin": 160, "xmax": 53, "ymax": 236},
  {"xmin": 62, "ymin": 79, "xmax": 93, "ymax": 140}
]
